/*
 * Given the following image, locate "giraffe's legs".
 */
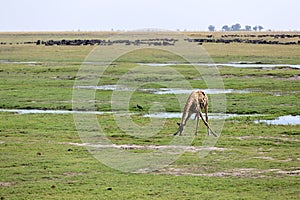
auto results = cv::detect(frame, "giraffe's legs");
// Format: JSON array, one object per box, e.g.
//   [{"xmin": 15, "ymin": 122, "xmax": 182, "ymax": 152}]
[
  {"xmin": 174, "ymin": 112, "xmax": 192, "ymax": 136},
  {"xmin": 197, "ymin": 110, "xmax": 218, "ymax": 137},
  {"xmin": 195, "ymin": 115, "xmax": 200, "ymax": 135}
]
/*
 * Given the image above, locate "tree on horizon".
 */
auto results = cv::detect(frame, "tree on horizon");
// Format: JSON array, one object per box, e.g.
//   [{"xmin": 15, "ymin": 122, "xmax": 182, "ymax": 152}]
[
  {"xmin": 231, "ymin": 23, "xmax": 241, "ymax": 31},
  {"xmin": 222, "ymin": 25, "xmax": 230, "ymax": 31},
  {"xmin": 245, "ymin": 25, "xmax": 252, "ymax": 31},
  {"xmin": 208, "ymin": 25, "xmax": 216, "ymax": 31}
]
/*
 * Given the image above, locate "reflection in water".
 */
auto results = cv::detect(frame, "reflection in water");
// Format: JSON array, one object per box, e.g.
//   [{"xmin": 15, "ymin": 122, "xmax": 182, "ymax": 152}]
[
  {"xmin": 138, "ymin": 62, "xmax": 300, "ymax": 69},
  {"xmin": 1, "ymin": 109, "xmax": 298, "ymax": 125},
  {"xmin": 0, "ymin": 109, "xmax": 108, "ymax": 115},
  {"xmin": 151, "ymin": 88, "xmax": 250, "ymax": 95},
  {"xmin": 143, "ymin": 112, "xmax": 259, "ymax": 119},
  {"xmin": 74, "ymin": 85, "xmax": 124, "ymax": 90},
  {"xmin": 0, "ymin": 109, "xmax": 256, "ymax": 120},
  {"xmin": 254, "ymin": 115, "xmax": 300, "ymax": 125},
  {"xmin": 74, "ymin": 85, "xmax": 250, "ymax": 94}
]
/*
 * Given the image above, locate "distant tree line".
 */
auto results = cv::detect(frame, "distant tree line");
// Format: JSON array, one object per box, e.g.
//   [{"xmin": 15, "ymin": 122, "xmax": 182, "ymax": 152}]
[{"xmin": 208, "ymin": 24, "xmax": 264, "ymax": 31}]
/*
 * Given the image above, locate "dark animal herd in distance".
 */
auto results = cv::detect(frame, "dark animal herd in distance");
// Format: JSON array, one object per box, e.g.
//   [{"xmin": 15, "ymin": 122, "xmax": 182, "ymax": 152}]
[
  {"xmin": 185, "ymin": 33, "xmax": 300, "ymax": 45},
  {"xmin": 37, "ymin": 38, "xmax": 178, "ymax": 46},
  {"xmin": 1, "ymin": 33, "xmax": 300, "ymax": 46}
]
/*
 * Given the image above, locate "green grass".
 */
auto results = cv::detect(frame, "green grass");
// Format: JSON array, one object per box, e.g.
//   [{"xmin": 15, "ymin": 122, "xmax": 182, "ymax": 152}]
[
  {"xmin": 1, "ymin": 62, "xmax": 299, "ymax": 115},
  {"xmin": 0, "ymin": 32, "xmax": 299, "ymax": 199},
  {"xmin": 0, "ymin": 113, "xmax": 299, "ymax": 199},
  {"xmin": 203, "ymin": 43, "xmax": 300, "ymax": 64}
]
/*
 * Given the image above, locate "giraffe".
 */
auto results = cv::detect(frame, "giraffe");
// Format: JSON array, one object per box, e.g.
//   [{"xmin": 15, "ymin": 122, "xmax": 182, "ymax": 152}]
[{"xmin": 174, "ymin": 90, "xmax": 217, "ymax": 137}]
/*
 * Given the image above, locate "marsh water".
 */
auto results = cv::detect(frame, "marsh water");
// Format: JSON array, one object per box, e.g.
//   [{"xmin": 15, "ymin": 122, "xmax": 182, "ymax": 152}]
[
  {"xmin": 1, "ymin": 109, "xmax": 299, "ymax": 125},
  {"xmin": 1, "ymin": 60, "xmax": 300, "ymax": 69},
  {"xmin": 0, "ymin": 109, "xmax": 109, "ymax": 115},
  {"xmin": 254, "ymin": 115, "xmax": 300, "ymax": 125},
  {"xmin": 143, "ymin": 112, "xmax": 258, "ymax": 119},
  {"xmin": 2, "ymin": 60, "xmax": 299, "ymax": 125},
  {"xmin": 149, "ymin": 88, "xmax": 250, "ymax": 95},
  {"xmin": 138, "ymin": 62, "xmax": 300, "ymax": 69},
  {"xmin": 74, "ymin": 85, "xmax": 250, "ymax": 94}
]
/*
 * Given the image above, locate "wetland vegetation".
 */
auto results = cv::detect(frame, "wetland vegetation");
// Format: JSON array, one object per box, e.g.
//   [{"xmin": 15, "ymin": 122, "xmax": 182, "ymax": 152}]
[{"xmin": 0, "ymin": 32, "xmax": 299, "ymax": 199}]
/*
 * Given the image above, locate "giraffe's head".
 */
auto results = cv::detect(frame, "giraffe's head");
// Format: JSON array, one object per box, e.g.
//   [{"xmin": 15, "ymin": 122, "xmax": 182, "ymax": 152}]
[{"xmin": 197, "ymin": 90, "xmax": 207, "ymax": 105}]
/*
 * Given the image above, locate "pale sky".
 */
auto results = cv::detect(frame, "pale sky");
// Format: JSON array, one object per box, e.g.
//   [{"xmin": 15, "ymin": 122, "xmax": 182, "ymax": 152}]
[{"xmin": 1, "ymin": 0, "xmax": 299, "ymax": 31}]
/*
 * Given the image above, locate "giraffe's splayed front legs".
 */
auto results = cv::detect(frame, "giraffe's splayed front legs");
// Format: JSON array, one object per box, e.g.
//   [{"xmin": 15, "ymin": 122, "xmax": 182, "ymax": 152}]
[
  {"xmin": 174, "ymin": 125, "xmax": 183, "ymax": 136},
  {"xmin": 174, "ymin": 90, "xmax": 218, "ymax": 137}
]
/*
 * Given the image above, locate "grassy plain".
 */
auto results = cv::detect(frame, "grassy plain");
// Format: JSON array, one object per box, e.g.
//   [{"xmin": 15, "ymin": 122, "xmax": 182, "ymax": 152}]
[{"xmin": 0, "ymin": 32, "xmax": 299, "ymax": 199}]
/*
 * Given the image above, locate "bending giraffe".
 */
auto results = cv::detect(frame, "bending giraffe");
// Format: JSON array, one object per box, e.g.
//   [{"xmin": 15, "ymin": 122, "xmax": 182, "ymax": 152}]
[{"xmin": 174, "ymin": 90, "xmax": 217, "ymax": 137}]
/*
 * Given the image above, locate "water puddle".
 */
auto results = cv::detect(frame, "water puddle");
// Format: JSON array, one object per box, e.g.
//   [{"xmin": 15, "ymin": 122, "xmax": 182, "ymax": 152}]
[
  {"xmin": 0, "ymin": 109, "xmax": 110, "ymax": 115},
  {"xmin": 150, "ymin": 88, "xmax": 250, "ymax": 95},
  {"xmin": 1, "ymin": 60, "xmax": 299, "ymax": 69},
  {"xmin": 2, "ymin": 109, "xmax": 297, "ymax": 125},
  {"xmin": 219, "ymin": 63, "xmax": 300, "ymax": 69},
  {"xmin": 138, "ymin": 62, "xmax": 300, "ymax": 69},
  {"xmin": 254, "ymin": 115, "xmax": 300, "ymax": 125},
  {"xmin": 74, "ymin": 85, "xmax": 250, "ymax": 94},
  {"xmin": 74, "ymin": 85, "xmax": 125, "ymax": 91},
  {"xmin": 143, "ymin": 112, "xmax": 259, "ymax": 119},
  {"xmin": 0, "ymin": 60, "xmax": 41, "ymax": 65},
  {"xmin": 137, "ymin": 63, "xmax": 176, "ymax": 67},
  {"xmin": 0, "ymin": 109, "xmax": 259, "ymax": 121}
]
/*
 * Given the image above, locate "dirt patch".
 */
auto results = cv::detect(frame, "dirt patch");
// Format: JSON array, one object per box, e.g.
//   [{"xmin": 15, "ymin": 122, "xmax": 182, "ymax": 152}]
[
  {"xmin": 63, "ymin": 172, "xmax": 84, "ymax": 176},
  {"xmin": 253, "ymin": 156, "xmax": 275, "ymax": 161},
  {"xmin": 236, "ymin": 136, "xmax": 252, "ymax": 140},
  {"xmin": 64, "ymin": 142, "xmax": 228, "ymax": 153},
  {"xmin": 253, "ymin": 156, "xmax": 293, "ymax": 163},
  {"xmin": 154, "ymin": 167, "xmax": 300, "ymax": 178},
  {"xmin": 280, "ymin": 75, "xmax": 300, "ymax": 81},
  {"xmin": 276, "ymin": 167, "xmax": 300, "ymax": 176},
  {"xmin": 236, "ymin": 136, "xmax": 299, "ymax": 142},
  {"xmin": 155, "ymin": 168, "xmax": 259, "ymax": 177},
  {"xmin": 0, "ymin": 182, "xmax": 15, "ymax": 187}
]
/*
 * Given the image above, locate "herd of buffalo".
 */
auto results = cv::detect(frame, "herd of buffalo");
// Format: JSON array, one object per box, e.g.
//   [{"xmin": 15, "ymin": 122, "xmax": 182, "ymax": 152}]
[
  {"xmin": 1, "ymin": 33, "xmax": 300, "ymax": 46},
  {"xmin": 185, "ymin": 33, "xmax": 300, "ymax": 45},
  {"xmin": 1, "ymin": 38, "xmax": 178, "ymax": 46}
]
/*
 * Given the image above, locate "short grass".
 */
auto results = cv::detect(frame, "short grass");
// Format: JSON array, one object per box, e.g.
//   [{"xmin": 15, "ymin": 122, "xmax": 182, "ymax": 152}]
[
  {"xmin": 1, "ymin": 61, "xmax": 299, "ymax": 115},
  {"xmin": 0, "ymin": 32, "xmax": 299, "ymax": 199},
  {"xmin": 0, "ymin": 113, "xmax": 299, "ymax": 199},
  {"xmin": 202, "ymin": 43, "xmax": 300, "ymax": 64}
]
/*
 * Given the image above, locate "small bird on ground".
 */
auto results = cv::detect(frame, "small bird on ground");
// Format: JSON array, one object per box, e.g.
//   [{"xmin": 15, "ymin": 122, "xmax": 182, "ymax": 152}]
[{"xmin": 136, "ymin": 104, "xmax": 143, "ymax": 111}]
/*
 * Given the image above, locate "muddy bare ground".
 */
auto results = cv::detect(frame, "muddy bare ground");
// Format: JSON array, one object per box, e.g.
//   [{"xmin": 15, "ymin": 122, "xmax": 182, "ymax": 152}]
[
  {"xmin": 236, "ymin": 135, "xmax": 300, "ymax": 142},
  {"xmin": 64, "ymin": 142, "xmax": 227, "ymax": 153},
  {"xmin": 153, "ymin": 167, "xmax": 300, "ymax": 178},
  {"xmin": 0, "ymin": 182, "xmax": 15, "ymax": 187},
  {"xmin": 64, "ymin": 142, "xmax": 299, "ymax": 178}
]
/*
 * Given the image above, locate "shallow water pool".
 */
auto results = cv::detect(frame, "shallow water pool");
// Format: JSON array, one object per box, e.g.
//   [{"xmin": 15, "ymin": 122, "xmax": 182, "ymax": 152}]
[{"xmin": 254, "ymin": 115, "xmax": 300, "ymax": 125}]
